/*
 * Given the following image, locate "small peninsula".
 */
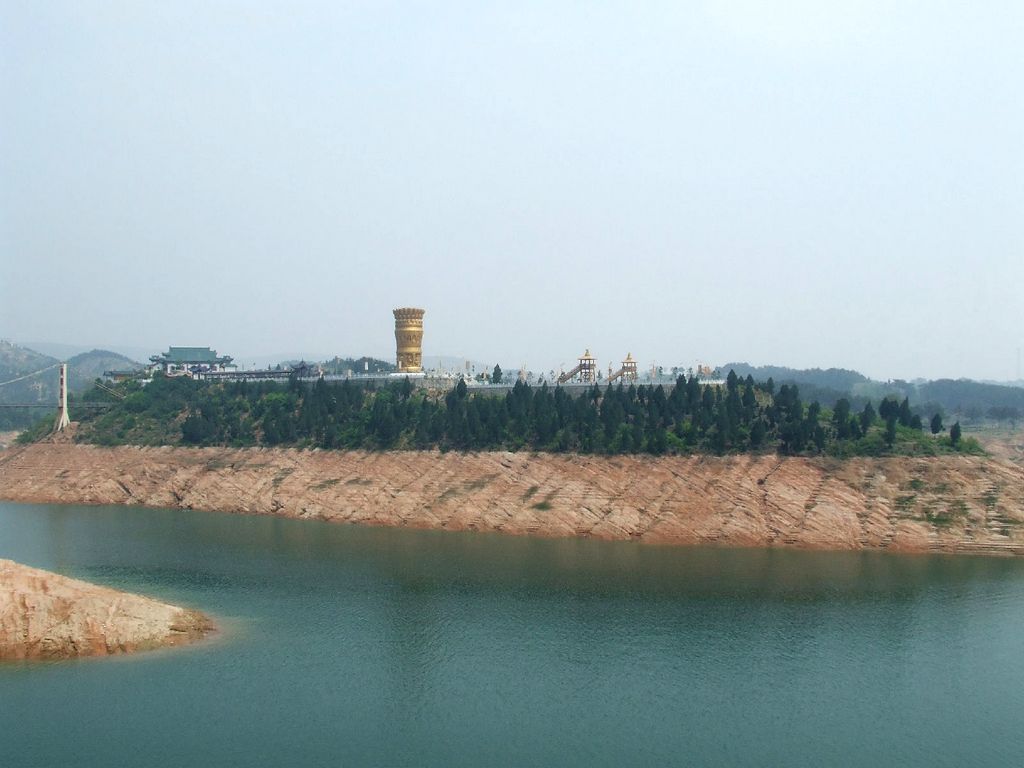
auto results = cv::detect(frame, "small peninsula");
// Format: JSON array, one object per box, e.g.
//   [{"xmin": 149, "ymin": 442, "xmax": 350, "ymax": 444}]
[{"xmin": 0, "ymin": 559, "xmax": 213, "ymax": 660}]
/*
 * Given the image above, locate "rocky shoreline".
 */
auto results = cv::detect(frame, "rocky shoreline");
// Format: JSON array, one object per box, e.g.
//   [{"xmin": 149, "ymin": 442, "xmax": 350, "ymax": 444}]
[
  {"xmin": 2, "ymin": 443, "xmax": 1024, "ymax": 556},
  {"xmin": 0, "ymin": 558, "xmax": 213, "ymax": 660}
]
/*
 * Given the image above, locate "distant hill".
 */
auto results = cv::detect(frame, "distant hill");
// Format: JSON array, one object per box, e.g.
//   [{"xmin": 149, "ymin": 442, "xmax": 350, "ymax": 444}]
[
  {"xmin": 0, "ymin": 341, "xmax": 58, "ymax": 428},
  {"xmin": 0, "ymin": 340, "xmax": 55, "ymax": 380},
  {"xmin": 720, "ymin": 363, "xmax": 870, "ymax": 392},
  {"xmin": 232, "ymin": 351, "xmax": 338, "ymax": 369},
  {"xmin": 718, "ymin": 361, "xmax": 1024, "ymax": 422},
  {"xmin": 20, "ymin": 341, "xmax": 156, "ymax": 364},
  {"xmin": 0, "ymin": 342, "xmax": 141, "ymax": 428},
  {"xmin": 320, "ymin": 356, "xmax": 395, "ymax": 375},
  {"xmin": 66, "ymin": 350, "xmax": 143, "ymax": 390},
  {"xmin": 422, "ymin": 356, "xmax": 493, "ymax": 375},
  {"xmin": 916, "ymin": 379, "xmax": 1024, "ymax": 420},
  {"xmin": 718, "ymin": 363, "xmax": 882, "ymax": 413}
]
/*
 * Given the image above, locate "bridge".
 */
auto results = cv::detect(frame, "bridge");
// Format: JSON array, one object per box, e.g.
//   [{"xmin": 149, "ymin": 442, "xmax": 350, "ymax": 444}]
[
  {"xmin": 0, "ymin": 363, "xmax": 118, "ymax": 432},
  {"xmin": 0, "ymin": 404, "xmax": 111, "ymax": 409}
]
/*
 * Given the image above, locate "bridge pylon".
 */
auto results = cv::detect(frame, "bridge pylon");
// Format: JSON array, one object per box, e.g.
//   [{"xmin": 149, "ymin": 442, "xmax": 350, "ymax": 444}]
[{"xmin": 53, "ymin": 363, "xmax": 70, "ymax": 432}]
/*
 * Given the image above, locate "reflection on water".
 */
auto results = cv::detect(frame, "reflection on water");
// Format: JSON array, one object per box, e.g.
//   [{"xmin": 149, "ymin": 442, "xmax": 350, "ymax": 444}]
[{"xmin": 2, "ymin": 501, "xmax": 1024, "ymax": 768}]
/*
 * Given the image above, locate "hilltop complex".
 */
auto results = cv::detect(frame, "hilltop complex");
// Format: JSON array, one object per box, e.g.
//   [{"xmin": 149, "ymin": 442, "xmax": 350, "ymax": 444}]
[{"xmin": 115, "ymin": 306, "xmax": 715, "ymax": 389}]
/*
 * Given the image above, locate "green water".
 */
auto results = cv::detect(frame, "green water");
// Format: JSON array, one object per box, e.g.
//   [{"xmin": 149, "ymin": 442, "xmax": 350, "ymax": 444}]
[{"xmin": 2, "ymin": 501, "xmax": 1024, "ymax": 767}]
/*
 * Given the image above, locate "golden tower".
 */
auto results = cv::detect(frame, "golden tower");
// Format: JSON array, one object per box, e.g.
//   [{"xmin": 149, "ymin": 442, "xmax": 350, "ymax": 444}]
[{"xmin": 393, "ymin": 307, "xmax": 425, "ymax": 373}]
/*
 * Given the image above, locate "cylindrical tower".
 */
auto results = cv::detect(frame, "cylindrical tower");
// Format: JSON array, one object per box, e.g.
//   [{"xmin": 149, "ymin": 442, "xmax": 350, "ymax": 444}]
[{"xmin": 393, "ymin": 307, "xmax": 425, "ymax": 373}]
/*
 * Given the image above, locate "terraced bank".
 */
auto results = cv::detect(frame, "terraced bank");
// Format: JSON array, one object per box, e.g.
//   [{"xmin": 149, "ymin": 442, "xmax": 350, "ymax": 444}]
[{"xmin": 1, "ymin": 443, "xmax": 1023, "ymax": 556}]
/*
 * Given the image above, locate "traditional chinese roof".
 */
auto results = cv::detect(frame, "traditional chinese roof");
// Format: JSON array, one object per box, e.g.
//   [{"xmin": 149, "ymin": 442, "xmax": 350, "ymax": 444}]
[{"xmin": 150, "ymin": 347, "xmax": 232, "ymax": 364}]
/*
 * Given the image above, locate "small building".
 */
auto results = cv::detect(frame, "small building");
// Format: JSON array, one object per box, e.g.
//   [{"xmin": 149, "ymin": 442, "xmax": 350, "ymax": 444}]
[
  {"xmin": 149, "ymin": 347, "xmax": 234, "ymax": 376},
  {"xmin": 103, "ymin": 369, "xmax": 141, "ymax": 382}
]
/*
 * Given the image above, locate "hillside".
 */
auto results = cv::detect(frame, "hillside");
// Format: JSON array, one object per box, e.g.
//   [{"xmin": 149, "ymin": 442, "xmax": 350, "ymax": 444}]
[
  {"xmin": 66, "ymin": 349, "xmax": 143, "ymax": 390},
  {"xmin": 2, "ymin": 444, "xmax": 1023, "ymax": 557},
  {"xmin": 916, "ymin": 379, "xmax": 1024, "ymax": 419},
  {"xmin": 0, "ymin": 342, "xmax": 142, "ymax": 429},
  {"xmin": 320, "ymin": 355, "xmax": 395, "ymax": 375},
  {"xmin": 56, "ymin": 373, "xmax": 977, "ymax": 459},
  {"xmin": 720, "ymin": 362, "xmax": 870, "ymax": 393},
  {"xmin": 0, "ymin": 341, "xmax": 57, "ymax": 429},
  {"xmin": 720, "ymin": 361, "xmax": 1024, "ymax": 423}
]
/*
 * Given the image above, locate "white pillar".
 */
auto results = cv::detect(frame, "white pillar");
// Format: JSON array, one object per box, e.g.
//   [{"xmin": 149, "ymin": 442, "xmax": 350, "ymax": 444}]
[{"xmin": 54, "ymin": 363, "xmax": 70, "ymax": 432}]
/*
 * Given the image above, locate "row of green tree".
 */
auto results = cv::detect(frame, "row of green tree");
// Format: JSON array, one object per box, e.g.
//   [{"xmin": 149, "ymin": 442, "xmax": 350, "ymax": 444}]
[{"xmin": 66, "ymin": 370, "xmax": 975, "ymax": 457}]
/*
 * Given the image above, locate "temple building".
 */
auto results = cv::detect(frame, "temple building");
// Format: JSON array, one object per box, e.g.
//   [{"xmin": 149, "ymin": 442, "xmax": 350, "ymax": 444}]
[{"xmin": 149, "ymin": 347, "xmax": 234, "ymax": 376}]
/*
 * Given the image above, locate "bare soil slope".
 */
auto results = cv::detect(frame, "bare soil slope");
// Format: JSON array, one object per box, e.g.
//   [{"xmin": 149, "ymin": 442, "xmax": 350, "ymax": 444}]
[
  {"xmin": 0, "ymin": 559, "xmax": 212, "ymax": 660},
  {"xmin": 2, "ymin": 444, "xmax": 1023, "ymax": 556}
]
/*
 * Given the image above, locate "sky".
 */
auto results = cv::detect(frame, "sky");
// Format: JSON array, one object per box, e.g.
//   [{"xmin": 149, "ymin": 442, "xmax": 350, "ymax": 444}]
[{"xmin": 2, "ymin": 1, "xmax": 1022, "ymax": 381}]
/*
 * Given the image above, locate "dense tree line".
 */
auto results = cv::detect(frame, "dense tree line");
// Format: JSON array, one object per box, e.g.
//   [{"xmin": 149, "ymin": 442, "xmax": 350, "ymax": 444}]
[
  {"xmin": 720, "ymin": 363, "xmax": 870, "ymax": 393},
  {"xmin": 917, "ymin": 379, "xmax": 1024, "ymax": 416},
  {"xmin": 717, "ymin": 363, "xmax": 1024, "ymax": 426},
  {"xmin": 65, "ymin": 370, "xmax": 976, "ymax": 457}
]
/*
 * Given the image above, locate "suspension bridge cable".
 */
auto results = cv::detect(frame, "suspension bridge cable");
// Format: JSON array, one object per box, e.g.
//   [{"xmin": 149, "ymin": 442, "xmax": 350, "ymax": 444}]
[
  {"xmin": 93, "ymin": 381, "xmax": 126, "ymax": 400},
  {"xmin": 0, "ymin": 363, "xmax": 61, "ymax": 388}
]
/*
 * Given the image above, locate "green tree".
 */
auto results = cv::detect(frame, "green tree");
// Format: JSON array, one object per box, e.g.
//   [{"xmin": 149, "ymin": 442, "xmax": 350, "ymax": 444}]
[
  {"xmin": 930, "ymin": 413, "xmax": 943, "ymax": 435},
  {"xmin": 884, "ymin": 416, "xmax": 898, "ymax": 447},
  {"xmin": 399, "ymin": 376, "xmax": 414, "ymax": 400},
  {"xmin": 492, "ymin": 364, "xmax": 503, "ymax": 384},
  {"xmin": 950, "ymin": 420, "xmax": 962, "ymax": 447},
  {"xmin": 749, "ymin": 418, "xmax": 766, "ymax": 448},
  {"xmin": 812, "ymin": 424, "xmax": 826, "ymax": 453},
  {"xmin": 898, "ymin": 397, "xmax": 913, "ymax": 427},
  {"xmin": 181, "ymin": 412, "xmax": 212, "ymax": 444},
  {"xmin": 833, "ymin": 398, "xmax": 852, "ymax": 439},
  {"xmin": 860, "ymin": 401, "xmax": 876, "ymax": 432},
  {"xmin": 741, "ymin": 382, "xmax": 756, "ymax": 411}
]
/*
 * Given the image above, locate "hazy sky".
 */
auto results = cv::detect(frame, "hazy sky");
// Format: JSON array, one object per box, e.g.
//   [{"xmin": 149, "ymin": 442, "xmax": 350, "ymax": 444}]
[{"xmin": 2, "ymin": 1, "xmax": 1022, "ymax": 380}]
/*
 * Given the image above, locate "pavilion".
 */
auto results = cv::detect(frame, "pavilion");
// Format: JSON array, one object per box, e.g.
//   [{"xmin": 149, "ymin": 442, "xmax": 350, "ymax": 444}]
[{"xmin": 149, "ymin": 347, "xmax": 234, "ymax": 375}]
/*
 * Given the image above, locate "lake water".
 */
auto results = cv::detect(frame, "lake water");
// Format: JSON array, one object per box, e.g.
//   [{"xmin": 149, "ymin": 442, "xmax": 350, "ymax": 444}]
[{"xmin": 2, "ymin": 501, "xmax": 1024, "ymax": 767}]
